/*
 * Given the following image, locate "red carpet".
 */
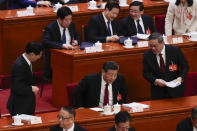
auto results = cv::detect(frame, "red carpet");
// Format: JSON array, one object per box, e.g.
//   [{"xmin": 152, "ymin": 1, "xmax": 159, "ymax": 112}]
[{"xmin": 0, "ymin": 83, "xmax": 58, "ymax": 116}]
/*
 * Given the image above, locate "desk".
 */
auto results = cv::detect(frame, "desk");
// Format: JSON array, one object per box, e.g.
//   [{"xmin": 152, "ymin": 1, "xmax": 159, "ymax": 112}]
[
  {"xmin": 0, "ymin": 0, "xmax": 168, "ymax": 76},
  {"xmin": 0, "ymin": 96, "xmax": 197, "ymax": 131},
  {"xmin": 51, "ymin": 36, "xmax": 197, "ymax": 107}
]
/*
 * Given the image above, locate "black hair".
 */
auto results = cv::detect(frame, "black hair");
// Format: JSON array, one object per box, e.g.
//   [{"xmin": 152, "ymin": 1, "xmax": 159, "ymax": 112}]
[
  {"xmin": 148, "ymin": 32, "xmax": 163, "ymax": 43},
  {"xmin": 102, "ymin": 61, "xmax": 119, "ymax": 72},
  {"xmin": 105, "ymin": 1, "xmax": 120, "ymax": 11},
  {"xmin": 115, "ymin": 111, "xmax": 131, "ymax": 124},
  {"xmin": 175, "ymin": 0, "xmax": 193, "ymax": 7},
  {"xmin": 25, "ymin": 41, "xmax": 43, "ymax": 55},
  {"xmin": 192, "ymin": 106, "xmax": 197, "ymax": 120},
  {"xmin": 129, "ymin": 1, "xmax": 144, "ymax": 11},
  {"xmin": 61, "ymin": 106, "xmax": 76, "ymax": 118},
  {"xmin": 57, "ymin": 6, "xmax": 72, "ymax": 20}
]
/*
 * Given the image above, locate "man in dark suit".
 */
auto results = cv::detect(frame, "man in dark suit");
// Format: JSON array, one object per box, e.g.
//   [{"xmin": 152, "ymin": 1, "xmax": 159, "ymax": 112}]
[
  {"xmin": 50, "ymin": 106, "xmax": 87, "ymax": 131},
  {"xmin": 143, "ymin": 32, "xmax": 189, "ymax": 100},
  {"xmin": 177, "ymin": 106, "xmax": 197, "ymax": 131},
  {"xmin": 87, "ymin": 2, "xmax": 120, "ymax": 43},
  {"xmin": 118, "ymin": 1, "xmax": 156, "ymax": 37},
  {"xmin": 74, "ymin": 61, "xmax": 127, "ymax": 108},
  {"xmin": 7, "ymin": 42, "xmax": 43, "ymax": 116},
  {"xmin": 43, "ymin": 6, "xmax": 80, "ymax": 80},
  {"xmin": 108, "ymin": 111, "xmax": 135, "ymax": 131}
]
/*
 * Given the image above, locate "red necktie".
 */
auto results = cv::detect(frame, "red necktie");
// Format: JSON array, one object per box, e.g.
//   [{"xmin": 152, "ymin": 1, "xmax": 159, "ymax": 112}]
[
  {"xmin": 159, "ymin": 53, "xmax": 165, "ymax": 73},
  {"xmin": 104, "ymin": 83, "xmax": 109, "ymax": 106}
]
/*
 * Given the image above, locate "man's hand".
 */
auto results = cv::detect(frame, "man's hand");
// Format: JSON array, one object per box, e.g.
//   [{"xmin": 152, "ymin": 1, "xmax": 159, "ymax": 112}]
[
  {"xmin": 62, "ymin": 44, "xmax": 73, "ymax": 49},
  {"xmin": 174, "ymin": 77, "xmax": 182, "ymax": 83},
  {"xmin": 107, "ymin": 35, "xmax": 120, "ymax": 42},
  {"xmin": 72, "ymin": 40, "xmax": 78, "ymax": 46},
  {"xmin": 155, "ymin": 79, "xmax": 166, "ymax": 87},
  {"xmin": 37, "ymin": 1, "xmax": 51, "ymax": 7},
  {"xmin": 32, "ymin": 86, "xmax": 39, "ymax": 95}
]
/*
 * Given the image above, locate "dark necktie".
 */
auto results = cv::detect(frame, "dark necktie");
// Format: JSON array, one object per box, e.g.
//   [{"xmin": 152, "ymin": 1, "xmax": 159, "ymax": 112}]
[
  {"xmin": 107, "ymin": 21, "xmax": 111, "ymax": 36},
  {"xmin": 159, "ymin": 53, "xmax": 165, "ymax": 73},
  {"xmin": 137, "ymin": 19, "xmax": 144, "ymax": 34},
  {"xmin": 104, "ymin": 83, "xmax": 109, "ymax": 106},
  {"xmin": 62, "ymin": 28, "xmax": 66, "ymax": 44}
]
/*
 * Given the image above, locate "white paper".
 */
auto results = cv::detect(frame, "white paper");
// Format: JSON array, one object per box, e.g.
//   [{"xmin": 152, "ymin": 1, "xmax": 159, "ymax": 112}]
[
  {"xmin": 137, "ymin": 33, "xmax": 150, "ymax": 40},
  {"xmin": 17, "ymin": 114, "xmax": 42, "ymax": 123},
  {"xmin": 90, "ymin": 107, "xmax": 104, "ymax": 112},
  {"xmin": 137, "ymin": 41, "xmax": 148, "ymax": 47},
  {"xmin": 30, "ymin": 117, "xmax": 42, "ymax": 124},
  {"xmin": 165, "ymin": 80, "xmax": 181, "ymax": 88},
  {"xmin": 122, "ymin": 102, "xmax": 149, "ymax": 109}
]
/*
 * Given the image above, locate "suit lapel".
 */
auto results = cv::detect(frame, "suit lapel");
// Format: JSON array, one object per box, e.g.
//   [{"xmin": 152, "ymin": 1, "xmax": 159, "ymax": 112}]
[
  {"xmin": 164, "ymin": 45, "xmax": 170, "ymax": 72},
  {"xmin": 100, "ymin": 14, "xmax": 109, "ymax": 36},
  {"xmin": 150, "ymin": 52, "xmax": 161, "ymax": 73},
  {"xmin": 95, "ymin": 72, "xmax": 102, "ymax": 104},
  {"xmin": 112, "ymin": 82, "xmax": 118, "ymax": 104},
  {"xmin": 54, "ymin": 21, "xmax": 62, "ymax": 42},
  {"xmin": 68, "ymin": 23, "xmax": 73, "ymax": 44},
  {"xmin": 141, "ymin": 15, "xmax": 148, "ymax": 33},
  {"xmin": 128, "ymin": 16, "xmax": 137, "ymax": 34}
]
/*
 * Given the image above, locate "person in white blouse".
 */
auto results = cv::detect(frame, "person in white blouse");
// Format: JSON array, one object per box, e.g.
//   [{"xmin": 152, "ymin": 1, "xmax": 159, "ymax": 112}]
[{"xmin": 165, "ymin": 0, "xmax": 197, "ymax": 36}]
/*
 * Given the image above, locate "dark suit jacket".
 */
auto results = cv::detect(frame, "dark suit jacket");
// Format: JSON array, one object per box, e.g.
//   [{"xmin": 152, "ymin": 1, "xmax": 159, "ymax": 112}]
[
  {"xmin": 7, "ymin": 55, "xmax": 35, "ymax": 116},
  {"xmin": 50, "ymin": 0, "xmax": 82, "ymax": 4},
  {"xmin": 176, "ymin": 117, "xmax": 193, "ymax": 131},
  {"xmin": 74, "ymin": 72, "xmax": 128, "ymax": 108},
  {"xmin": 87, "ymin": 13, "xmax": 119, "ymax": 43},
  {"xmin": 108, "ymin": 125, "xmax": 135, "ymax": 131},
  {"xmin": 42, "ymin": 20, "xmax": 80, "ymax": 79},
  {"xmin": 50, "ymin": 123, "xmax": 87, "ymax": 131},
  {"xmin": 9, "ymin": 0, "xmax": 38, "ymax": 9},
  {"xmin": 118, "ymin": 15, "xmax": 156, "ymax": 37},
  {"xmin": 143, "ymin": 45, "xmax": 189, "ymax": 99}
]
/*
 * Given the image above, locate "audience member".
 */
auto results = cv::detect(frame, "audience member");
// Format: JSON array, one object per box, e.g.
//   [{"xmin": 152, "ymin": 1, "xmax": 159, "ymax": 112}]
[
  {"xmin": 143, "ymin": 32, "xmax": 189, "ymax": 100},
  {"xmin": 74, "ymin": 61, "xmax": 127, "ymax": 108},
  {"xmin": 118, "ymin": 1, "xmax": 156, "ymax": 37},
  {"xmin": 7, "ymin": 41, "xmax": 43, "ymax": 116}
]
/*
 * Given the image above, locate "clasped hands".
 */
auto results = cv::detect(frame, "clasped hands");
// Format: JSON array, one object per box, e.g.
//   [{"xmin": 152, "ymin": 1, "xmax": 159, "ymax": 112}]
[
  {"xmin": 154, "ymin": 77, "xmax": 182, "ymax": 87},
  {"xmin": 107, "ymin": 35, "xmax": 119, "ymax": 42},
  {"xmin": 62, "ymin": 40, "xmax": 78, "ymax": 49}
]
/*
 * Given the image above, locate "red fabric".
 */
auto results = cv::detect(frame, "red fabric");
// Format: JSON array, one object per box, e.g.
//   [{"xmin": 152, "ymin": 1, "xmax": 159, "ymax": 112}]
[
  {"xmin": 159, "ymin": 54, "xmax": 165, "ymax": 73},
  {"xmin": 66, "ymin": 83, "xmax": 78, "ymax": 106},
  {"xmin": 104, "ymin": 83, "xmax": 109, "ymax": 106},
  {"xmin": 184, "ymin": 72, "xmax": 197, "ymax": 96},
  {"xmin": 154, "ymin": 15, "xmax": 166, "ymax": 35}
]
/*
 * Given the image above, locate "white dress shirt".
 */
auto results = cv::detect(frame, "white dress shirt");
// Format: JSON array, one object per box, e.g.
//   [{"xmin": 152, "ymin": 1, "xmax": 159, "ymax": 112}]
[
  {"xmin": 22, "ymin": 53, "xmax": 32, "ymax": 72},
  {"xmin": 63, "ymin": 123, "xmax": 74, "ymax": 131},
  {"xmin": 156, "ymin": 45, "xmax": 166, "ymax": 67},
  {"xmin": 99, "ymin": 75, "xmax": 113, "ymax": 107},
  {"xmin": 102, "ymin": 12, "xmax": 113, "ymax": 36},
  {"xmin": 193, "ymin": 126, "xmax": 197, "ymax": 131},
  {"xmin": 57, "ymin": 20, "xmax": 71, "ymax": 45},
  {"xmin": 134, "ymin": 17, "xmax": 145, "ymax": 34}
]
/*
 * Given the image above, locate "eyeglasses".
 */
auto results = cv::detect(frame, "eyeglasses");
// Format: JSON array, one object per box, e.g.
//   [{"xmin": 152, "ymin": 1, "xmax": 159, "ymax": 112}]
[{"xmin": 57, "ymin": 115, "xmax": 71, "ymax": 121}]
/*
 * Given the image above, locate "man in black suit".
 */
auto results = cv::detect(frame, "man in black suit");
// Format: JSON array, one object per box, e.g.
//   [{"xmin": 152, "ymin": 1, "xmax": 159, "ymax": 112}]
[
  {"xmin": 74, "ymin": 61, "xmax": 127, "ymax": 108},
  {"xmin": 118, "ymin": 1, "xmax": 156, "ymax": 37},
  {"xmin": 43, "ymin": 6, "xmax": 79, "ymax": 80},
  {"xmin": 87, "ymin": 2, "xmax": 120, "ymax": 43},
  {"xmin": 143, "ymin": 32, "xmax": 189, "ymax": 100},
  {"xmin": 177, "ymin": 106, "xmax": 197, "ymax": 131},
  {"xmin": 108, "ymin": 111, "xmax": 135, "ymax": 131},
  {"xmin": 50, "ymin": 106, "xmax": 87, "ymax": 131},
  {"xmin": 7, "ymin": 42, "xmax": 43, "ymax": 116}
]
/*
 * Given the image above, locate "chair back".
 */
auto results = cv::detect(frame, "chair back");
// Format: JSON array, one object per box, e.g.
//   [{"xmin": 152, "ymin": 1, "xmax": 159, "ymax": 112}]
[
  {"xmin": 154, "ymin": 15, "xmax": 166, "ymax": 35},
  {"xmin": 82, "ymin": 24, "xmax": 88, "ymax": 42},
  {"xmin": 184, "ymin": 72, "xmax": 197, "ymax": 96},
  {"xmin": 66, "ymin": 83, "xmax": 78, "ymax": 106}
]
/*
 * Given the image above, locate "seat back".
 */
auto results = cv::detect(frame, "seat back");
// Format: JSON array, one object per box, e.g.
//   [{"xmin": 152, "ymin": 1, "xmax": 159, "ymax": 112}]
[
  {"xmin": 66, "ymin": 83, "xmax": 78, "ymax": 106},
  {"xmin": 81, "ymin": 24, "xmax": 88, "ymax": 42},
  {"xmin": 184, "ymin": 72, "xmax": 197, "ymax": 96},
  {"xmin": 154, "ymin": 15, "xmax": 166, "ymax": 35}
]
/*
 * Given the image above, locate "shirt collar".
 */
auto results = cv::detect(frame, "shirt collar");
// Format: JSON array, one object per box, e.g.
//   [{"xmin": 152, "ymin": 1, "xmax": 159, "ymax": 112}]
[
  {"xmin": 57, "ymin": 19, "xmax": 65, "ymax": 31},
  {"xmin": 102, "ymin": 12, "xmax": 109, "ymax": 23},
  {"xmin": 63, "ymin": 123, "xmax": 75, "ymax": 131},
  {"xmin": 22, "ymin": 53, "xmax": 31, "ymax": 66},
  {"xmin": 135, "ymin": 16, "xmax": 142, "ymax": 22}
]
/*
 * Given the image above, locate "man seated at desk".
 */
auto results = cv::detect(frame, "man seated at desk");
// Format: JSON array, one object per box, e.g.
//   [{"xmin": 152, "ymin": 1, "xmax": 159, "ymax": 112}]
[
  {"xmin": 43, "ymin": 6, "xmax": 79, "ymax": 80},
  {"xmin": 87, "ymin": 2, "xmax": 120, "ymax": 43},
  {"xmin": 108, "ymin": 111, "xmax": 135, "ymax": 131},
  {"xmin": 50, "ymin": 106, "xmax": 87, "ymax": 131},
  {"xmin": 118, "ymin": 1, "xmax": 156, "ymax": 37},
  {"xmin": 74, "ymin": 61, "xmax": 128, "ymax": 108},
  {"xmin": 177, "ymin": 106, "xmax": 197, "ymax": 131},
  {"xmin": 143, "ymin": 32, "xmax": 189, "ymax": 100}
]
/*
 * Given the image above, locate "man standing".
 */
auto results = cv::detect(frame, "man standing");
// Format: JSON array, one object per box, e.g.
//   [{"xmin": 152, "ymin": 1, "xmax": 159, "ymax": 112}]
[
  {"xmin": 87, "ymin": 2, "xmax": 120, "ymax": 43},
  {"xmin": 119, "ymin": 1, "xmax": 156, "ymax": 37},
  {"xmin": 50, "ymin": 106, "xmax": 87, "ymax": 131},
  {"xmin": 143, "ymin": 32, "xmax": 189, "ymax": 100},
  {"xmin": 108, "ymin": 111, "xmax": 135, "ymax": 131},
  {"xmin": 74, "ymin": 61, "xmax": 128, "ymax": 108},
  {"xmin": 43, "ymin": 6, "xmax": 80, "ymax": 80},
  {"xmin": 7, "ymin": 41, "xmax": 43, "ymax": 116}
]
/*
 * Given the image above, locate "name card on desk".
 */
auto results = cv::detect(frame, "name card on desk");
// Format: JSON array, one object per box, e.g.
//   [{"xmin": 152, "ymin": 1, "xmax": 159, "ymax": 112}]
[
  {"xmin": 137, "ymin": 41, "xmax": 148, "ymax": 47},
  {"xmin": 67, "ymin": 6, "xmax": 78, "ymax": 12},
  {"xmin": 172, "ymin": 37, "xmax": 183, "ymax": 44},
  {"xmin": 30, "ymin": 117, "xmax": 42, "ymax": 125},
  {"xmin": 17, "ymin": 10, "xmax": 35, "ymax": 17}
]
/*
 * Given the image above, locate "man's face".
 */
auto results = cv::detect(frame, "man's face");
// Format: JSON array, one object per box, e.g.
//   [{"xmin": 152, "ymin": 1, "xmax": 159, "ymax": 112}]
[
  {"xmin": 58, "ymin": 15, "xmax": 72, "ymax": 28},
  {"xmin": 181, "ymin": 0, "xmax": 187, "ymax": 4},
  {"xmin": 102, "ymin": 69, "xmax": 118, "ymax": 84},
  {"xmin": 192, "ymin": 118, "xmax": 197, "ymax": 128},
  {"xmin": 129, "ymin": 6, "xmax": 143, "ymax": 20},
  {"xmin": 105, "ymin": 8, "xmax": 119, "ymax": 21},
  {"xmin": 115, "ymin": 121, "xmax": 130, "ymax": 131},
  {"xmin": 148, "ymin": 39, "xmax": 164, "ymax": 55},
  {"xmin": 57, "ymin": 109, "xmax": 74, "ymax": 130},
  {"xmin": 30, "ymin": 52, "xmax": 42, "ymax": 62}
]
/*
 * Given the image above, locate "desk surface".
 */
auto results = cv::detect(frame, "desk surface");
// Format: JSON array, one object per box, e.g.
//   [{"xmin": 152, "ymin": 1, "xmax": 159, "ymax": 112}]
[{"xmin": 0, "ymin": 95, "xmax": 197, "ymax": 131}]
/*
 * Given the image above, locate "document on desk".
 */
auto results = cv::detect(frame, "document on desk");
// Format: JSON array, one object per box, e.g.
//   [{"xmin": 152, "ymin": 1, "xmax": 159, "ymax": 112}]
[
  {"xmin": 165, "ymin": 81, "xmax": 181, "ymax": 88},
  {"xmin": 90, "ymin": 107, "xmax": 104, "ymax": 112},
  {"xmin": 122, "ymin": 102, "xmax": 149, "ymax": 109},
  {"xmin": 137, "ymin": 33, "xmax": 150, "ymax": 40}
]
